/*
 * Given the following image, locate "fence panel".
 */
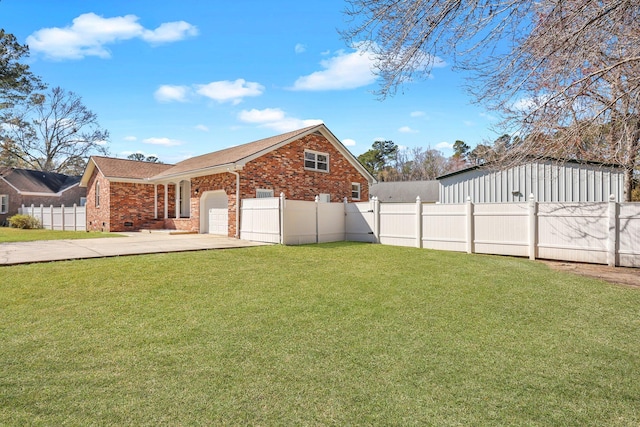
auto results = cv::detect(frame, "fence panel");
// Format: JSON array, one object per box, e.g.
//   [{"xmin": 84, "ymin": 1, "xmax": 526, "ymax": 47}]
[
  {"xmin": 19, "ymin": 204, "xmax": 86, "ymax": 231},
  {"xmin": 421, "ymin": 203, "xmax": 467, "ymax": 252},
  {"xmin": 283, "ymin": 200, "xmax": 317, "ymax": 245},
  {"xmin": 537, "ymin": 202, "xmax": 608, "ymax": 264},
  {"xmin": 240, "ymin": 198, "xmax": 281, "ymax": 243},
  {"xmin": 317, "ymin": 202, "xmax": 345, "ymax": 243},
  {"xmin": 473, "ymin": 203, "xmax": 530, "ymax": 257},
  {"xmin": 346, "ymin": 202, "xmax": 375, "ymax": 243},
  {"xmin": 618, "ymin": 203, "xmax": 640, "ymax": 267},
  {"xmin": 378, "ymin": 203, "xmax": 417, "ymax": 247}
]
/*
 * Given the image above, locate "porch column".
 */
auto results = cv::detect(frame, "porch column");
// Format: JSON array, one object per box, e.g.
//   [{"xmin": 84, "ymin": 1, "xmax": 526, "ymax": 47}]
[
  {"xmin": 175, "ymin": 182, "xmax": 180, "ymax": 219},
  {"xmin": 154, "ymin": 184, "xmax": 158, "ymax": 219},
  {"xmin": 164, "ymin": 184, "xmax": 168, "ymax": 219}
]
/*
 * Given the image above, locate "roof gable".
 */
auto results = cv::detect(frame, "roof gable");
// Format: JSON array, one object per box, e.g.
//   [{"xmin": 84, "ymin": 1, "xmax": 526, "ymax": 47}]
[
  {"xmin": 80, "ymin": 157, "xmax": 174, "ymax": 186},
  {"xmin": 0, "ymin": 167, "xmax": 81, "ymax": 194}
]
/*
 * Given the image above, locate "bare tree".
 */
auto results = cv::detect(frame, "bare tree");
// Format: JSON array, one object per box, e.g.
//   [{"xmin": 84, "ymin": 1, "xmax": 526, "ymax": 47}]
[
  {"xmin": 1, "ymin": 86, "xmax": 109, "ymax": 175},
  {"xmin": 343, "ymin": 0, "xmax": 640, "ymax": 200}
]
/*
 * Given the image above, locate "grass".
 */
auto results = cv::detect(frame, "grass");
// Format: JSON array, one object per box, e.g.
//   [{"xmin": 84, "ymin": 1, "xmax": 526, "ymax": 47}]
[
  {"xmin": 0, "ymin": 227, "xmax": 121, "ymax": 242},
  {"xmin": 1, "ymin": 242, "xmax": 639, "ymax": 425}
]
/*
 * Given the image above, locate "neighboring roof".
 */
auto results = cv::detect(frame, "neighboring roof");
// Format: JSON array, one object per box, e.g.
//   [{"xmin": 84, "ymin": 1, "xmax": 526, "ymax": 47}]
[
  {"xmin": 437, "ymin": 157, "xmax": 625, "ymax": 180},
  {"xmin": 370, "ymin": 181, "xmax": 439, "ymax": 203},
  {"xmin": 0, "ymin": 166, "xmax": 81, "ymax": 194}
]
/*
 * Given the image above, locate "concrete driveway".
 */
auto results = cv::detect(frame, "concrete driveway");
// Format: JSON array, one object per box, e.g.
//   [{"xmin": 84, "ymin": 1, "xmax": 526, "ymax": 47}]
[{"xmin": 0, "ymin": 232, "xmax": 270, "ymax": 266}]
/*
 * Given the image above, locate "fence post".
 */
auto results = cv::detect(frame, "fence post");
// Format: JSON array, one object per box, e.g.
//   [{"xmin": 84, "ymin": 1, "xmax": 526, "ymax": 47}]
[
  {"xmin": 528, "ymin": 194, "xmax": 537, "ymax": 260},
  {"xmin": 373, "ymin": 196, "xmax": 380, "ymax": 243},
  {"xmin": 416, "ymin": 196, "xmax": 422, "ymax": 248},
  {"xmin": 466, "ymin": 197, "xmax": 474, "ymax": 254},
  {"xmin": 39, "ymin": 204, "xmax": 44, "ymax": 227},
  {"xmin": 607, "ymin": 194, "xmax": 618, "ymax": 267},
  {"xmin": 343, "ymin": 197, "xmax": 348, "ymax": 242},
  {"xmin": 61, "ymin": 204, "xmax": 66, "ymax": 231},
  {"xmin": 314, "ymin": 195, "xmax": 319, "ymax": 244},
  {"xmin": 50, "ymin": 205, "xmax": 54, "ymax": 231},
  {"xmin": 279, "ymin": 192, "xmax": 285, "ymax": 245},
  {"xmin": 73, "ymin": 204, "xmax": 77, "ymax": 231}
]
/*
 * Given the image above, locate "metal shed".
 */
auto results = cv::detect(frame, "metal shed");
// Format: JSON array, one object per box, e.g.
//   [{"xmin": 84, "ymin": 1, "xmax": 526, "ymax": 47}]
[{"xmin": 437, "ymin": 159, "xmax": 625, "ymax": 203}]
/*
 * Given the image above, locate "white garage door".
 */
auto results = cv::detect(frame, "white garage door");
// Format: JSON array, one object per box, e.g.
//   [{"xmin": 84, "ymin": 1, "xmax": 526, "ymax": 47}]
[
  {"xmin": 208, "ymin": 207, "xmax": 228, "ymax": 235},
  {"xmin": 201, "ymin": 190, "xmax": 229, "ymax": 235}
]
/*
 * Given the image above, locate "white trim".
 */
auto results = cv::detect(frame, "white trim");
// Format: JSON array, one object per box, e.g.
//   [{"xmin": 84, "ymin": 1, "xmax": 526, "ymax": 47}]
[
  {"xmin": 351, "ymin": 182, "xmax": 361, "ymax": 200},
  {"xmin": 0, "ymin": 194, "xmax": 8, "ymax": 214},
  {"xmin": 304, "ymin": 149, "xmax": 330, "ymax": 173}
]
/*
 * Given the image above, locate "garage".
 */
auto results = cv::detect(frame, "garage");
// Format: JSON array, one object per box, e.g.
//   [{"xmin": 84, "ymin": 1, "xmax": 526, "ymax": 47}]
[{"xmin": 200, "ymin": 190, "xmax": 228, "ymax": 235}]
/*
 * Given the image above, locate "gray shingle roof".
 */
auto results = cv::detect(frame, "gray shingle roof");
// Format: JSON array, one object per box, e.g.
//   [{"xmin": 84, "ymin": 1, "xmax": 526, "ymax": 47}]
[
  {"xmin": 152, "ymin": 125, "xmax": 322, "ymax": 179},
  {"xmin": 0, "ymin": 167, "xmax": 81, "ymax": 193},
  {"xmin": 90, "ymin": 157, "xmax": 174, "ymax": 179}
]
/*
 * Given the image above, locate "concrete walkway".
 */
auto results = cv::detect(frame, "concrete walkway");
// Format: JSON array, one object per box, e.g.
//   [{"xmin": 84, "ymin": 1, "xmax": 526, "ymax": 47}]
[{"xmin": 0, "ymin": 232, "xmax": 270, "ymax": 266}]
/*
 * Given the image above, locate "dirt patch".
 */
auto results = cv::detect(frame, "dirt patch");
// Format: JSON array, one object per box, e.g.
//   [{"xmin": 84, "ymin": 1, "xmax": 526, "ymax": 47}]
[{"xmin": 540, "ymin": 260, "xmax": 640, "ymax": 288}]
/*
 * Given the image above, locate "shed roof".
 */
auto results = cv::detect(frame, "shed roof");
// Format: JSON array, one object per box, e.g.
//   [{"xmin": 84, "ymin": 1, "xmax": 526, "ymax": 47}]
[
  {"xmin": 0, "ymin": 167, "xmax": 81, "ymax": 194},
  {"xmin": 437, "ymin": 157, "xmax": 624, "ymax": 180},
  {"xmin": 370, "ymin": 181, "xmax": 439, "ymax": 203}
]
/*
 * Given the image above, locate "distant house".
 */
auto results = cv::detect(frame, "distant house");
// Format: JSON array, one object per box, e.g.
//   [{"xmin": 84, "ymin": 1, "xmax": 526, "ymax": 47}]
[
  {"xmin": 79, "ymin": 124, "xmax": 375, "ymax": 236},
  {"xmin": 437, "ymin": 158, "xmax": 626, "ymax": 203},
  {"xmin": 370, "ymin": 180, "xmax": 439, "ymax": 203},
  {"xmin": 0, "ymin": 167, "xmax": 85, "ymax": 225}
]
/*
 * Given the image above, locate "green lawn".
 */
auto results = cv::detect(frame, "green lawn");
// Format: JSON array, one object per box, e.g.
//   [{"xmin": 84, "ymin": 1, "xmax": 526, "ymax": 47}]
[
  {"xmin": 0, "ymin": 227, "xmax": 121, "ymax": 242},
  {"xmin": 1, "ymin": 243, "xmax": 639, "ymax": 425}
]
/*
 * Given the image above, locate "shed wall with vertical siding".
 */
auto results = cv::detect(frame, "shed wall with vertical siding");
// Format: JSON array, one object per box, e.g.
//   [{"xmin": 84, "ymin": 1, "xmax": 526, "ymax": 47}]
[{"xmin": 438, "ymin": 160, "xmax": 625, "ymax": 203}]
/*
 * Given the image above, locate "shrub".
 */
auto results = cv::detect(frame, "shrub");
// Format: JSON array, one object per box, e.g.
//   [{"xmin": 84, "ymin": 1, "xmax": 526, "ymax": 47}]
[{"xmin": 8, "ymin": 214, "xmax": 42, "ymax": 229}]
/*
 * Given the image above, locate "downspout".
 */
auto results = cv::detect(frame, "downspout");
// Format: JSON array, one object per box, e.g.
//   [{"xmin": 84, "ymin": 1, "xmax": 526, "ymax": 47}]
[{"xmin": 228, "ymin": 167, "xmax": 240, "ymax": 238}]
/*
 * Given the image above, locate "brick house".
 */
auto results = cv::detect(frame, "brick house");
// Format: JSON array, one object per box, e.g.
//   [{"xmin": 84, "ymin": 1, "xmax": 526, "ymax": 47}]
[
  {"xmin": 0, "ymin": 167, "xmax": 85, "ymax": 225},
  {"xmin": 79, "ymin": 124, "xmax": 375, "ymax": 236}
]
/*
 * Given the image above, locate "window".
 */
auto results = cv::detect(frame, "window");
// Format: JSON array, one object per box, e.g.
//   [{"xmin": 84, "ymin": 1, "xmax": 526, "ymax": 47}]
[
  {"xmin": 0, "ymin": 195, "xmax": 7, "ymax": 214},
  {"xmin": 318, "ymin": 193, "xmax": 331, "ymax": 203},
  {"xmin": 80, "ymin": 197, "xmax": 87, "ymax": 207},
  {"xmin": 304, "ymin": 150, "xmax": 329, "ymax": 172},
  {"xmin": 351, "ymin": 183, "xmax": 361, "ymax": 200},
  {"xmin": 95, "ymin": 181, "xmax": 100, "ymax": 207},
  {"xmin": 256, "ymin": 189, "xmax": 274, "ymax": 198}
]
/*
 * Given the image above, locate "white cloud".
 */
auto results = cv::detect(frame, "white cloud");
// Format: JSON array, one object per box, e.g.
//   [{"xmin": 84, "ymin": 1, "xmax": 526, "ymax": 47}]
[
  {"xmin": 295, "ymin": 43, "xmax": 306, "ymax": 54},
  {"xmin": 196, "ymin": 79, "xmax": 264, "ymax": 104},
  {"xmin": 142, "ymin": 21, "xmax": 198, "ymax": 44},
  {"xmin": 238, "ymin": 108, "xmax": 286, "ymax": 123},
  {"xmin": 154, "ymin": 85, "xmax": 190, "ymax": 103},
  {"xmin": 27, "ymin": 13, "xmax": 197, "ymax": 60},
  {"xmin": 436, "ymin": 142, "xmax": 454, "ymax": 150},
  {"xmin": 410, "ymin": 111, "xmax": 426, "ymax": 118},
  {"xmin": 237, "ymin": 108, "xmax": 322, "ymax": 132},
  {"xmin": 123, "ymin": 136, "xmax": 137, "ymax": 141},
  {"xmin": 342, "ymin": 138, "xmax": 356, "ymax": 146},
  {"xmin": 464, "ymin": 120, "xmax": 475, "ymax": 127},
  {"xmin": 398, "ymin": 126, "xmax": 418, "ymax": 133},
  {"xmin": 143, "ymin": 137, "xmax": 184, "ymax": 146},
  {"xmin": 195, "ymin": 124, "xmax": 209, "ymax": 132},
  {"xmin": 290, "ymin": 47, "xmax": 377, "ymax": 91}
]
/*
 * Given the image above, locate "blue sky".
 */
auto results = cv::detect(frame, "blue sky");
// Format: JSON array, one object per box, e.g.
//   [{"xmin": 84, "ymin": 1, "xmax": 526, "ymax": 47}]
[{"xmin": 3, "ymin": 0, "xmax": 501, "ymax": 164}]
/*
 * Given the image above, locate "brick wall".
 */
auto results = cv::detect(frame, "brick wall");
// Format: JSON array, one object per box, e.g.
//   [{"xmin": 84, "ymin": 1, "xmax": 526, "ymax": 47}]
[
  {"xmin": 86, "ymin": 170, "xmax": 111, "ymax": 231},
  {"xmin": 241, "ymin": 133, "xmax": 369, "ymax": 202}
]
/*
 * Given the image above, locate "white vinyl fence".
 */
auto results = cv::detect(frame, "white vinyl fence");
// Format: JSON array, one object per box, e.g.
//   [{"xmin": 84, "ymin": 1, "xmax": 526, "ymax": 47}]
[
  {"xmin": 18, "ymin": 204, "xmax": 86, "ymax": 231},
  {"xmin": 240, "ymin": 195, "xmax": 352, "ymax": 245},
  {"xmin": 240, "ymin": 194, "xmax": 640, "ymax": 268}
]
